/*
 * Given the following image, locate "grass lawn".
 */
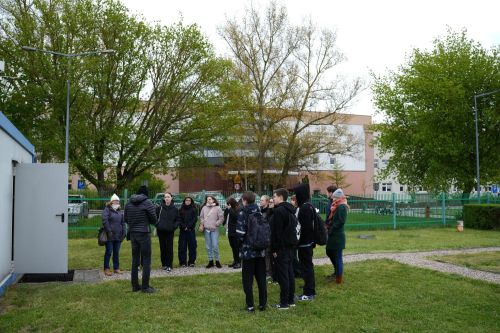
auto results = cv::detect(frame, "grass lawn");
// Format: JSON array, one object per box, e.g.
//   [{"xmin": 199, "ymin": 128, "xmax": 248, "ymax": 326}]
[
  {"xmin": 1, "ymin": 261, "xmax": 499, "ymax": 332},
  {"xmin": 69, "ymin": 228, "xmax": 500, "ymax": 270},
  {"xmin": 430, "ymin": 251, "xmax": 500, "ymax": 274}
]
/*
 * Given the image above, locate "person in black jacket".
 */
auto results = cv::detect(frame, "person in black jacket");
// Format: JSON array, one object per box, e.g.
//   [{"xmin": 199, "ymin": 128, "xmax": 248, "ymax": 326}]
[
  {"xmin": 124, "ymin": 185, "xmax": 157, "ymax": 293},
  {"xmin": 293, "ymin": 183, "xmax": 316, "ymax": 301},
  {"xmin": 271, "ymin": 188, "xmax": 296, "ymax": 310},
  {"xmin": 156, "ymin": 192, "xmax": 179, "ymax": 272},
  {"xmin": 178, "ymin": 196, "xmax": 198, "ymax": 267},
  {"xmin": 236, "ymin": 192, "xmax": 267, "ymax": 312},
  {"xmin": 224, "ymin": 197, "xmax": 241, "ymax": 269},
  {"xmin": 260, "ymin": 195, "xmax": 275, "ymax": 281}
]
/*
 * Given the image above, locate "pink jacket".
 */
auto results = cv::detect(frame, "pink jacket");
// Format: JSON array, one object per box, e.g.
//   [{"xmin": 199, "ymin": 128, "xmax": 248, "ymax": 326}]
[{"xmin": 200, "ymin": 204, "xmax": 224, "ymax": 231}]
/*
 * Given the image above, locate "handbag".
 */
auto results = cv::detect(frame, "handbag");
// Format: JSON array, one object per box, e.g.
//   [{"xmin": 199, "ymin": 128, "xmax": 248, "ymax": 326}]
[
  {"xmin": 98, "ymin": 227, "xmax": 108, "ymax": 246},
  {"xmin": 199, "ymin": 206, "xmax": 214, "ymax": 233}
]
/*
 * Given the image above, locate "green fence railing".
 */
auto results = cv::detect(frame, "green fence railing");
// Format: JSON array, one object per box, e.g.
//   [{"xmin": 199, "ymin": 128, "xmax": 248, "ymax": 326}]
[{"xmin": 67, "ymin": 191, "xmax": 500, "ymax": 238}]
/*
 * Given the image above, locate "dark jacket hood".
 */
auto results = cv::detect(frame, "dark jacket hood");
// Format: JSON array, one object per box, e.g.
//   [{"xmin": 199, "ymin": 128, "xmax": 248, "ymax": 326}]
[
  {"xmin": 242, "ymin": 202, "xmax": 259, "ymax": 214},
  {"xmin": 279, "ymin": 201, "xmax": 297, "ymax": 214},
  {"xmin": 130, "ymin": 194, "xmax": 148, "ymax": 204},
  {"xmin": 293, "ymin": 183, "xmax": 310, "ymax": 206}
]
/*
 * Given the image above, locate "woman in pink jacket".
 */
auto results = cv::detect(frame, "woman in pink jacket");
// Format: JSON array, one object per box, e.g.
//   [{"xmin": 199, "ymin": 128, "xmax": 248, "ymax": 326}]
[{"xmin": 199, "ymin": 195, "xmax": 224, "ymax": 268}]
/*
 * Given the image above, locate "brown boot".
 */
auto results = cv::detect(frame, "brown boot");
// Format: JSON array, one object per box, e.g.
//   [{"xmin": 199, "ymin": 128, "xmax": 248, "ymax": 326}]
[
  {"xmin": 104, "ymin": 269, "xmax": 113, "ymax": 276},
  {"xmin": 113, "ymin": 269, "xmax": 122, "ymax": 274},
  {"xmin": 335, "ymin": 275, "xmax": 343, "ymax": 284}
]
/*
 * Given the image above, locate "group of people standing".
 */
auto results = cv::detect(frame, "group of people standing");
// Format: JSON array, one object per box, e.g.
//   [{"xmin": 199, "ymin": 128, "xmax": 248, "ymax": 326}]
[
  {"xmin": 99, "ymin": 183, "xmax": 349, "ymax": 305},
  {"xmin": 228, "ymin": 184, "xmax": 348, "ymax": 311}
]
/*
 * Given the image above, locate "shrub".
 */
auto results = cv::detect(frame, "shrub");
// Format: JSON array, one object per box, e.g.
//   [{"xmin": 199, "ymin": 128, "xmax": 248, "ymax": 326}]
[{"xmin": 463, "ymin": 204, "xmax": 500, "ymax": 230}]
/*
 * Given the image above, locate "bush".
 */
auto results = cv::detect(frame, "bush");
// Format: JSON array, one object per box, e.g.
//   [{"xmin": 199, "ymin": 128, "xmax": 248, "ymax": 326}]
[{"xmin": 463, "ymin": 204, "xmax": 500, "ymax": 230}]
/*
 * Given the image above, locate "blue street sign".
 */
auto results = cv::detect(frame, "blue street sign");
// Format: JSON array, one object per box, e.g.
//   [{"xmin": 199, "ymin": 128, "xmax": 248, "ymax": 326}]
[
  {"xmin": 77, "ymin": 180, "xmax": 85, "ymax": 190},
  {"xmin": 492, "ymin": 184, "xmax": 498, "ymax": 194}
]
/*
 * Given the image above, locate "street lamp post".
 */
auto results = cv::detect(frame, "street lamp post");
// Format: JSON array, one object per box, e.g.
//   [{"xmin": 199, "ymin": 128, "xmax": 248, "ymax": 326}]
[
  {"xmin": 473, "ymin": 89, "xmax": 500, "ymax": 200},
  {"xmin": 22, "ymin": 46, "xmax": 115, "ymax": 163}
]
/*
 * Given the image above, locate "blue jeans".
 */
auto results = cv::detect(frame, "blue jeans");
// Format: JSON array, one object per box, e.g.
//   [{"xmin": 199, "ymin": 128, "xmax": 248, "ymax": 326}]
[
  {"xmin": 326, "ymin": 249, "xmax": 343, "ymax": 277},
  {"xmin": 178, "ymin": 229, "xmax": 197, "ymax": 265},
  {"xmin": 204, "ymin": 229, "xmax": 220, "ymax": 261},
  {"xmin": 104, "ymin": 240, "xmax": 122, "ymax": 269}
]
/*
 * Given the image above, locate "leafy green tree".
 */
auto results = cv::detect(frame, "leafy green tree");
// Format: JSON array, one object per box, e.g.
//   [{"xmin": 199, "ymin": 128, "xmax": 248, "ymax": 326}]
[
  {"xmin": 0, "ymin": 0, "xmax": 242, "ymax": 194},
  {"xmin": 372, "ymin": 30, "xmax": 500, "ymax": 194}
]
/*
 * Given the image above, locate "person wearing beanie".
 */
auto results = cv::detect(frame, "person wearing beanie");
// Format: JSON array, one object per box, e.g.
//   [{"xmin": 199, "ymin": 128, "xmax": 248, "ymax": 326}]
[
  {"xmin": 124, "ymin": 186, "xmax": 157, "ymax": 293},
  {"xmin": 325, "ymin": 188, "xmax": 348, "ymax": 284},
  {"xmin": 102, "ymin": 194, "xmax": 125, "ymax": 276}
]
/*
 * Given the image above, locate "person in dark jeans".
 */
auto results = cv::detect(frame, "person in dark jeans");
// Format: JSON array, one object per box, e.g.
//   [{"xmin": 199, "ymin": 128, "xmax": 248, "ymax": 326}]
[
  {"xmin": 156, "ymin": 192, "xmax": 179, "ymax": 272},
  {"xmin": 326, "ymin": 188, "xmax": 348, "ymax": 284},
  {"xmin": 271, "ymin": 188, "xmax": 297, "ymax": 309},
  {"xmin": 124, "ymin": 185, "xmax": 157, "ymax": 293},
  {"xmin": 102, "ymin": 194, "xmax": 125, "ymax": 276},
  {"xmin": 178, "ymin": 196, "xmax": 198, "ymax": 267},
  {"xmin": 293, "ymin": 183, "xmax": 316, "ymax": 300},
  {"xmin": 324, "ymin": 185, "xmax": 338, "ymax": 278},
  {"xmin": 236, "ymin": 192, "xmax": 267, "ymax": 312},
  {"xmin": 224, "ymin": 197, "xmax": 241, "ymax": 269}
]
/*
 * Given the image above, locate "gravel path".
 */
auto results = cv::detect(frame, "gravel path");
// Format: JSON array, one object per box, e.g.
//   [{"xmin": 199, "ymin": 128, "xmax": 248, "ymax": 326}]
[{"xmin": 96, "ymin": 247, "xmax": 500, "ymax": 284}]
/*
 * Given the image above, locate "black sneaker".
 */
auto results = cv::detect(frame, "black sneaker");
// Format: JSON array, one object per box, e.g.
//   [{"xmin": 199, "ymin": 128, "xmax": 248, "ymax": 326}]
[
  {"xmin": 206, "ymin": 261, "xmax": 214, "ymax": 269},
  {"xmin": 275, "ymin": 304, "xmax": 289, "ymax": 310},
  {"xmin": 180, "ymin": 263, "xmax": 187, "ymax": 268},
  {"xmin": 188, "ymin": 263, "xmax": 195, "ymax": 268},
  {"xmin": 164, "ymin": 267, "xmax": 172, "ymax": 272},
  {"xmin": 228, "ymin": 262, "xmax": 235, "ymax": 268},
  {"xmin": 258, "ymin": 305, "xmax": 266, "ymax": 311},
  {"xmin": 142, "ymin": 287, "xmax": 157, "ymax": 294},
  {"xmin": 232, "ymin": 263, "xmax": 241, "ymax": 269},
  {"xmin": 215, "ymin": 261, "xmax": 222, "ymax": 268},
  {"xmin": 246, "ymin": 306, "xmax": 255, "ymax": 312}
]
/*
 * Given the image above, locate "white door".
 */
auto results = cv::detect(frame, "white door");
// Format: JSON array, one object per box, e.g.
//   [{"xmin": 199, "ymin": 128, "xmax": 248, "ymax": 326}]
[{"xmin": 14, "ymin": 163, "xmax": 68, "ymax": 274}]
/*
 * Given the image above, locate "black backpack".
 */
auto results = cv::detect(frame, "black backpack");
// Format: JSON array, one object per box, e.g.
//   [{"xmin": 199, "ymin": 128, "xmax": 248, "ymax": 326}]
[
  {"xmin": 307, "ymin": 203, "xmax": 327, "ymax": 246},
  {"xmin": 246, "ymin": 211, "xmax": 271, "ymax": 250},
  {"xmin": 283, "ymin": 211, "xmax": 301, "ymax": 247}
]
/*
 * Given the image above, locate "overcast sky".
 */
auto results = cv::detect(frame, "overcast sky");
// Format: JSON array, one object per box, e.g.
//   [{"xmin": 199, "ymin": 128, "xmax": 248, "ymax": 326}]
[{"xmin": 121, "ymin": 0, "xmax": 500, "ymax": 121}]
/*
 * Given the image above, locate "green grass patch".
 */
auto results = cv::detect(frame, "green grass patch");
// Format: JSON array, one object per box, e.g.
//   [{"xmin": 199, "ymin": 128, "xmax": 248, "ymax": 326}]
[
  {"xmin": 1, "ymin": 261, "xmax": 499, "ymax": 332},
  {"xmin": 430, "ymin": 251, "xmax": 500, "ymax": 273},
  {"xmin": 69, "ymin": 228, "xmax": 500, "ymax": 270}
]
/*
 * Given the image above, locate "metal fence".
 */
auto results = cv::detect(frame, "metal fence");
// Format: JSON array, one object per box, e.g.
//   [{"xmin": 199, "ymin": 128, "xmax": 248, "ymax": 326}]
[{"xmin": 68, "ymin": 190, "xmax": 500, "ymax": 238}]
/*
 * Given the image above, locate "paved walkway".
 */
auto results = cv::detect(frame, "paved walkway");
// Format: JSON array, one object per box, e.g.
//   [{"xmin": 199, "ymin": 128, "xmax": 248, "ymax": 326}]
[{"xmin": 83, "ymin": 247, "xmax": 500, "ymax": 285}]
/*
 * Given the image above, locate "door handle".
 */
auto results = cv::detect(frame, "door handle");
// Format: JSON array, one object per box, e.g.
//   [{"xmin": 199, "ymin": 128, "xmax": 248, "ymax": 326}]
[{"xmin": 56, "ymin": 213, "xmax": 65, "ymax": 223}]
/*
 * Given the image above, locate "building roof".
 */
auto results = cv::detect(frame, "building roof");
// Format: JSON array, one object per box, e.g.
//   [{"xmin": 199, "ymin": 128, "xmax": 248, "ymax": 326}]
[{"xmin": 0, "ymin": 111, "xmax": 36, "ymax": 161}]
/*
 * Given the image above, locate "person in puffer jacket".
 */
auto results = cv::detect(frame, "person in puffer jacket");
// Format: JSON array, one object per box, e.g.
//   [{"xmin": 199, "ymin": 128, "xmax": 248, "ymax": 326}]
[
  {"xmin": 155, "ymin": 192, "xmax": 179, "ymax": 272},
  {"xmin": 199, "ymin": 195, "xmax": 224, "ymax": 268},
  {"xmin": 102, "ymin": 194, "xmax": 125, "ymax": 276},
  {"xmin": 124, "ymin": 185, "xmax": 157, "ymax": 293},
  {"xmin": 178, "ymin": 196, "xmax": 198, "ymax": 267}
]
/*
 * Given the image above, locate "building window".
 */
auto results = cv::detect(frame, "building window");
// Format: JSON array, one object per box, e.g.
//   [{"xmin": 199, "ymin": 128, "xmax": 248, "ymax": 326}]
[
  {"xmin": 381, "ymin": 182, "xmax": 392, "ymax": 192},
  {"xmin": 374, "ymin": 159, "xmax": 378, "ymax": 169},
  {"xmin": 330, "ymin": 156, "xmax": 336, "ymax": 165},
  {"xmin": 400, "ymin": 185, "xmax": 404, "ymax": 192},
  {"xmin": 313, "ymin": 156, "xmax": 319, "ymax": 164}
]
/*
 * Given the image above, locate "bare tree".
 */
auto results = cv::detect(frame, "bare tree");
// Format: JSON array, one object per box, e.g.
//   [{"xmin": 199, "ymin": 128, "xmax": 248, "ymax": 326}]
[{"xmin": 220, "ymin": 1, "xmax": 362, "ymax": 190}]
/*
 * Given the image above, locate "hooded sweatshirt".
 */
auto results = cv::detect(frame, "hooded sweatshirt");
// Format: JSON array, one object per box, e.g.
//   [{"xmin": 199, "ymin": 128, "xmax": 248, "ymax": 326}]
[
  {"xmin": 293, "ymin": 183, "xmax": 315, "ymax": 247},
  {"xmin": 124, "ymin": 194, "xmax": 157, "ymax": 233},
  {"xmin": 156, "ymin": 200, "xmax": 179, "ymax": 232},
  {"xmin": 271, "ymin": 201, "xmax": 297, "ymax": 253},
  {"xmin": 179, "ymin": 199, "xmax": 198, "ymax": 231},
  {"xmin": 200, "ymin": 204, "xmax": 224, "ymax": 231}
]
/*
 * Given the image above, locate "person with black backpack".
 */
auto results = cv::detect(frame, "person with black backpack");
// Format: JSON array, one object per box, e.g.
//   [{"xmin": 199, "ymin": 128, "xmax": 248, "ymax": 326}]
[
  {"xmin": 293, "ymin": 183, "xmax": 316, "ymax": 301},
  {"xmin": 236, "ymin": 192, "xmax": 269, "ymax": 312},
  {"xmin": 271, "ymin": 188, "xmax": 297, "ymax": 310}
]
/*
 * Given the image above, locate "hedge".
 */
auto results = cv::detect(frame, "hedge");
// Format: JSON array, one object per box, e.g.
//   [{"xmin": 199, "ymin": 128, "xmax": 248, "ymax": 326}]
[{"xmin": 463, "ymin": 204, "xmax": 500, "ymax": 230}]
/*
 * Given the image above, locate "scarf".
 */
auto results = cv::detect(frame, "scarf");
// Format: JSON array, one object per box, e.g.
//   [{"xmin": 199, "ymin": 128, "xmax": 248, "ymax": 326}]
[{"xmin": 328, "ymin": 197, "xmax": 349, "ymax": 221}]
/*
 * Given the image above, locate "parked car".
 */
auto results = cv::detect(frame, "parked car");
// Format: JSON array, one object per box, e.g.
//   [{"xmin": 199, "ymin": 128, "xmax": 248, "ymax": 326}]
[{"xmin": 68, "ymin": 194, "xmax": 89, "ymax": 223}]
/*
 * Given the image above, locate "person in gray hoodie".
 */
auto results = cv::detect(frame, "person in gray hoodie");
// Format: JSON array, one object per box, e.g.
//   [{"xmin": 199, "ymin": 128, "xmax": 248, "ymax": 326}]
[{"xmin": 124, "ymin": 185, "xmax": 157, "ymax": 293}]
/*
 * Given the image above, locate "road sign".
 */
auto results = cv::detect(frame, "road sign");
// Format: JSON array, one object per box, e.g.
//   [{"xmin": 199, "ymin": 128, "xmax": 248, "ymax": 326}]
[{"xmin": 492, "ymin": 184, "xmax": 498, "ymax": 194}]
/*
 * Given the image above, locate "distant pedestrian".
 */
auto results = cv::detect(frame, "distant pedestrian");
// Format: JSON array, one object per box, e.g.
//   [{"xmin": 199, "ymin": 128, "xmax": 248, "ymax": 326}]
[
  {"xmin": 102, "ymin": 194, "xmax": 125, "ymax": 276},
  {"xmin": 326, "ymin": 188, "xmax": 348, "ymax": 284},
  {"xmin": 271, "ymin": 188, "xmax": 297, "ymax": 309},
  {"xmin": 124, "ymin": 185, "xmax": 157, "ymax": 293},
  {"xmin": 324, "ymin": 185, "xmax": 338, "ymax": 278},
  {"xmin": 237, "ymin": 192, "xmax": 268, "ymax": 312},
  {"xmin": 178, "ymin": 196, "xmax": 198, "ymax": 267},
  {"xmin": 199, "ymin": 195, "xmax": 224, "ymax": 268},
  {"xmin": 156, "ymin": 192, "xmax": 179, "ymax": 272},
  {"xmin": 224, "ymin": 197, "xmax": 241, "ymax": 269}
]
